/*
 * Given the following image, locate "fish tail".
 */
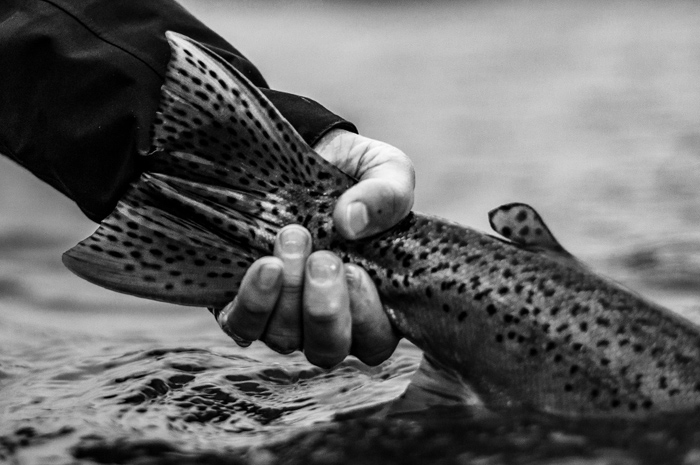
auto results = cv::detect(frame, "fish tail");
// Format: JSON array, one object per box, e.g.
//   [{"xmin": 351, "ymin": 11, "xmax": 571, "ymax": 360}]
[{"xmin": 62, "ymin": 31, "xmax": 354, "ymax": 307}]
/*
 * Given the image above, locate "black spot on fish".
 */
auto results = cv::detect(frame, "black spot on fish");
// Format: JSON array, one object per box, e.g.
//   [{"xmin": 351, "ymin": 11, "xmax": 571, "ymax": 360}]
[{"xmin": 474, "ymin": 289, "xmax": 492, "ymax": 301}]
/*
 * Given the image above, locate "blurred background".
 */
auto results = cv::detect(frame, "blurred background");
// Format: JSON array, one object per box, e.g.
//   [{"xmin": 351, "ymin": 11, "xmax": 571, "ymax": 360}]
[
  {"xmin": 3, "ymin": 1, "xmax": 700, "ymax": 462},
  {"xmin": 4, "ymin": 0, "xmax": 700, "ymax": 317}
]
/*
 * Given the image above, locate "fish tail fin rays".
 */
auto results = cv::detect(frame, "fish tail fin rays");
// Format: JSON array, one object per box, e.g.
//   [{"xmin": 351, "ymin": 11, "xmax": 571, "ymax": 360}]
[
  {"xmin": 146, "ymin": 31, "xmax": 355, "ymax": 195},
  {"xmin": 61, "ymin": 185, "xmax": 258, "ymax": 307},
  {"xmin": 63, "ymin": 31, "xmax": 355, "ymax": 307}
]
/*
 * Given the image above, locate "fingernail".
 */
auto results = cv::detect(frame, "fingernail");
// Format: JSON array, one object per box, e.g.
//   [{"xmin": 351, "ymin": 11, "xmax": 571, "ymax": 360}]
[
  {"xmin": 280, "ymin": 227, "xmax": 308, "ymax": 255},
  {"xmin": 346, "ymin": 202, "xmax": 369, "ymax": 239},
  {"xmin": 256, "ymin": 262, "xmax": 281, "ymax": 291},
  {"xmin": 344, "ymin": 264, "xmax": 361, "ymax": 290},
  {"xmin": 307, "ymin": 252, "xmax": 341, "ymax": 285}
]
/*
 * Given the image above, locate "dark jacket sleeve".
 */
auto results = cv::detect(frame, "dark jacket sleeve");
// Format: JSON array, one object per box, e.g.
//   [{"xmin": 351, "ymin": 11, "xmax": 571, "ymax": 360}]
[{"xmin": 0, "ymin": 0, "xmax": 356, "ymax": 222}]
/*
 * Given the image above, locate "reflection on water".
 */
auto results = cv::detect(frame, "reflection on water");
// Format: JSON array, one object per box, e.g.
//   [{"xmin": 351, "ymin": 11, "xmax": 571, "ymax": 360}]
[{"xmin": 3, "ymin": 0, "xmax": 700, "ymax": 463}]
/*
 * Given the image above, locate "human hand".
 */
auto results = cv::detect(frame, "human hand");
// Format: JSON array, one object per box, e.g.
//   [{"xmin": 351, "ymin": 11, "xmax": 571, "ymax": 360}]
[{"xmin": 215, "ymin": 129, "xmax": 414, "ymax": 368}]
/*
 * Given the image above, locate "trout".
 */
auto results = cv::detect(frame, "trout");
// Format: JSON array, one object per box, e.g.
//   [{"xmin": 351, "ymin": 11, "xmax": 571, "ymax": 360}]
[{"xmin": 63, "ymin": 32, "xmax": 700, "ymax": 418}]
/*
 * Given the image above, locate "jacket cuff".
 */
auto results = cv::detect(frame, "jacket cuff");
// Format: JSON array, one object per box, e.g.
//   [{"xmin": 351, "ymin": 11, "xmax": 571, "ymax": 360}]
[{"xmin": 263, "ymin": 89, "xmax": 358, "ymax": 147}]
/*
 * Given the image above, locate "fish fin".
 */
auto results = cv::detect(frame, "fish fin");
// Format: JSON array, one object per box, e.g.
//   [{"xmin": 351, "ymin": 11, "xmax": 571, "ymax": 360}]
[
  {"xmin": 63, "ymin": 31, "xmax": 355, "ymax": 307},
  {"xmin": 488, "ymin": 203, "xmax": 573, "ymax": 257},
  {"xmin": 388, "ymin": 355, "xmax": 486, "ymax": 415},
  {"xmin": 146, "ymin": 32, "xmax": 355, "ymax": 195},
  {"xmin": 62, "ymin": 186, "xmax": 256, "ymax": 306}
]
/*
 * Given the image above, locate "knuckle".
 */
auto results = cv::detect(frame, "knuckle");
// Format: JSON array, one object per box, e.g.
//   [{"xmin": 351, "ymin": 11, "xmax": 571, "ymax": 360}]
[
  {"xmin": 393, "ymin": 150, "xmax": 414, "ymax": 171},
  {"xmin": 279, "ymin": 284, "xmax": 304, "ymax": 301}
]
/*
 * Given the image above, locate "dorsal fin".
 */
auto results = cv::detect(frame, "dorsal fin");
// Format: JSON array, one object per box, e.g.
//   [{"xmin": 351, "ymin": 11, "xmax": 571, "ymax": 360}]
[{"xmin": 488, "ymin": 203, "xmax": 572, "ymax": 256}]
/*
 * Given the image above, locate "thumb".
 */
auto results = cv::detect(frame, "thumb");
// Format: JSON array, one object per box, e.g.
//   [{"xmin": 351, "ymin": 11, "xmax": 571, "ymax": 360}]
[
  {"xmin": 333, "ymin": 176, "xmax": 413, "ymax": 239},
  {"xmin": 314, "ymin": 130, "xmax": 415, "ymax": 240}
]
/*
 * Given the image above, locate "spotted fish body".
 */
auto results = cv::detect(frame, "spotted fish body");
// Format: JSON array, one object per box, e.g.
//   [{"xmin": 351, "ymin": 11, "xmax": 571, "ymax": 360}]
[{"xmin": 64, "ymin": 32, "xmax": 700, "ymax": 418}]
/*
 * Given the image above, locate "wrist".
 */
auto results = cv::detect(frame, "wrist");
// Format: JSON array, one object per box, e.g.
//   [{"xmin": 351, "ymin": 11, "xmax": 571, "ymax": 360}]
[{"xmin": 312, "ymin": 128, "xmax": 351, "ymax": 157}]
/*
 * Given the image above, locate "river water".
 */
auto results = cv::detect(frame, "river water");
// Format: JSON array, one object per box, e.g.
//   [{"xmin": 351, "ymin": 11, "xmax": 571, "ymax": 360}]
[{"xmin": 3, "ymin": 1, "xmax": 700, "ymax": 463}]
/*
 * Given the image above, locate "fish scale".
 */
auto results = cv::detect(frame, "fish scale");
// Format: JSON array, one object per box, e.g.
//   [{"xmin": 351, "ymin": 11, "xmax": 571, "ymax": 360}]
[{"xmin": 63, "ymin": 32, "xmax": 700, "ymax": 418}]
